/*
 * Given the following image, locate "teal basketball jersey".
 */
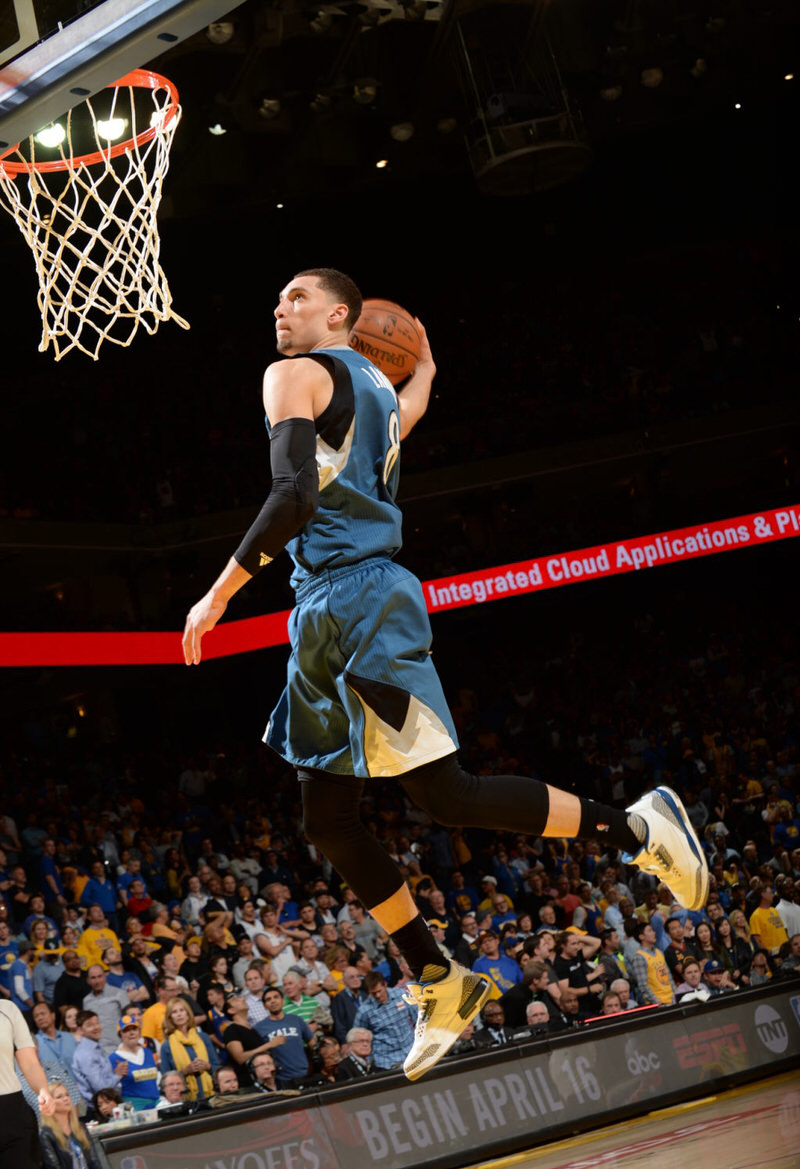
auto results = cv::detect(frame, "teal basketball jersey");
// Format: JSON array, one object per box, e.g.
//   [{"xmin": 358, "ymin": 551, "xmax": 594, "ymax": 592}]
[{"xmin": 270, "ymin": 348, "xmax": 402, "ymax": 588}]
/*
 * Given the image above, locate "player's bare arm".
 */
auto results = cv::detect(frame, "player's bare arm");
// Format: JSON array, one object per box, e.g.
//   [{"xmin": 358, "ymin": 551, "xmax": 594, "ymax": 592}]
[
  {"xmin": 183, "ymin": 359, "xmax": 328, "ymax": 666},
  {"xmin": 396, "ymin": 319, "xmax": 436, "ymax": 440}
]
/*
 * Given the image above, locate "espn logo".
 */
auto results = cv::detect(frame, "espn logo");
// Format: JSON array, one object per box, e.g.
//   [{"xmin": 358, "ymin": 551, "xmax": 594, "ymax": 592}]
[{"xmin": 673, "ymin": 1022, "xmax": 746, "ymax": 1070}]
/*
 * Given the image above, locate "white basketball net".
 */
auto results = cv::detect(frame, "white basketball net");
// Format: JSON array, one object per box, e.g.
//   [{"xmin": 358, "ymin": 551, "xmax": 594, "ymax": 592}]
[{"xmin": 0, "ymin": 76, "xmax": 189, "ymax": 361}]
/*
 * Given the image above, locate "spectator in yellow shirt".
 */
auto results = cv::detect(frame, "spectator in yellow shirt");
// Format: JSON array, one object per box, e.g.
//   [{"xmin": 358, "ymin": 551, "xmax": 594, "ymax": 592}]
[
  {"xmin": 749, "ymin": 886, "xmax": 789, "ymax": 956},
  {"xmin": 141, "ymin": 975, "xmax": 180, "ymax": 1045},
  {"xmin": 76, "ymin": 906, "xmax": 120, "ymax": 970}
]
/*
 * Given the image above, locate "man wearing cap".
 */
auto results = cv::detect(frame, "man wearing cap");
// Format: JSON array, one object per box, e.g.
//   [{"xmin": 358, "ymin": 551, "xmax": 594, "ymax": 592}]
[
  {"xmin": 472, "ymin": 930, "xmax": 523, "ymax": 997},
  {"xmin": 426, "ymin": 919, "xmax": 453, "ymax": 963},
  {"xmin": 109, "ymin": 1014, "xmax": 160, "ymax": 1110},
  {"xmin": 477, "ymin": 875, "xmax": 499, "ymax": 917},
  {"xmin": 703, "ymin": 958, "xmax": 736, "ymax": 995},
  {"xmin": 629, "ymin": 922, "xmax": 676, "ymax": 1006},
  {"xmin": 32, "ymin": 936, "xmax": 65, "ymax": 1005}
]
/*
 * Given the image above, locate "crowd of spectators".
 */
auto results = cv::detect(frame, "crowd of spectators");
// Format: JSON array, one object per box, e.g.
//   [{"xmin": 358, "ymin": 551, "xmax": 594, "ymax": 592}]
[{"xmin": 1, "ymin": 634, "xmax": 799, "ymax": 1144}]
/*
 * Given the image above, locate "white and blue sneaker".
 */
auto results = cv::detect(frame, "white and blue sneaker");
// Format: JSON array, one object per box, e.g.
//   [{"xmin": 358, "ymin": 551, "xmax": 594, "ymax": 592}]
[
  {"xmin": 623, "ymin": 786, "xmax": 709, "ymax": 911},
  {"xmin": 402, "ymin": 962, "xmax": 492, "ymax": 1082}
]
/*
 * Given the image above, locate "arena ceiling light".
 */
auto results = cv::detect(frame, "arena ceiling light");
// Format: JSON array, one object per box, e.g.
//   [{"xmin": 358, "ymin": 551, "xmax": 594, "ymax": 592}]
[
  {"xmin": 34, "ymin": 123, "xmax": 66, "ymax": 147},
  {"xmin": 206, "ymin": 21, "xmax": 235, "ymax": 44},
  {"xmin": 96, "ymin": 117, "xmax": 128, "ymax": 140}
]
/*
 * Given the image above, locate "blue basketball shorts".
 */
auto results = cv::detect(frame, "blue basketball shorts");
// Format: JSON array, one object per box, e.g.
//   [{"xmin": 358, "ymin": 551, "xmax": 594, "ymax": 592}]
[{"xmin": 264, "ymin": 558, "xmax": 459, "ymax": 778}]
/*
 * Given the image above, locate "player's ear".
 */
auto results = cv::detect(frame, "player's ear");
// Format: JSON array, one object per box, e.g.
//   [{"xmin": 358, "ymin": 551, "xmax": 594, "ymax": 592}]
[{"xmin": 328, "ymin": 302, "xmax": 349, "ymax": 327}]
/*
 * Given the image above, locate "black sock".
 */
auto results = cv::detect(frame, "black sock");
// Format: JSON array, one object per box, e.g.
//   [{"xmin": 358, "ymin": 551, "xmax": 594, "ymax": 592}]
[
  {"xmin": 578, "ymin": 800, "xmax": 643, "ymax": 854},
  {"xmin": 392, "ymin": 915, "xmax": 450, "ymax": 983}
]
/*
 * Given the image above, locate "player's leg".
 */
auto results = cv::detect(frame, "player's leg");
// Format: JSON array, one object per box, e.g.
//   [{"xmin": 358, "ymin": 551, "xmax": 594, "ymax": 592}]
[
  {"xmin": 398, "ymin": 754, "xmax": 709, "ymax": 912},
  {"xmin": 299, "ymin": 765, "xmax": 493, "ymax": 1081}
]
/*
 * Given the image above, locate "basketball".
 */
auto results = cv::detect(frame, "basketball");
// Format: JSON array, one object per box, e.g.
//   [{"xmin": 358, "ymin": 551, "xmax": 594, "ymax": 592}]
[{"xmin": 348, "ymin": 298, "xmax": 422, "ymax": 385}]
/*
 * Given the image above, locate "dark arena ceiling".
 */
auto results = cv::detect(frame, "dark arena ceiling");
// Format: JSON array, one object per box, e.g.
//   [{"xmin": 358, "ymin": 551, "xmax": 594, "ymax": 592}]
[{"xmin": 4, "ymin": 0, "xmax": 796, "ymax": 213}]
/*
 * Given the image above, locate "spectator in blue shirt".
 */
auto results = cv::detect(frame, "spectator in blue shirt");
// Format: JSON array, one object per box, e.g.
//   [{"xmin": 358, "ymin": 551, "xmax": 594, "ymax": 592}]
[
  {"xmin": 8, "ymin": 939, "xmax": 36, "ymax": 1012},
  {"xmin": 23, "ymin": 893, "xmax": 59, "ymax": 941},
  {"xmin": 472, "ymin": 930, "xmax": 524, "ymax": 995},
  {"xmin": 72, "ymin": 1010, "xmax": 123, "ymax": 1104},
  {"xmin": 353, "ymin": 971, "xmax": 417, "ymax": 1071},
  {"xmin": 32, "ymin": 1000, "xmax": 78, "ymax": 1070},
  {"xmin": 254, "ymin": 986, "xmax": 312, "ymax": 1086},
  {"xmin": 80, "ymin": 862, "xmax": 121, "ymax": 934},
  {"xmin": 32, "ymin": 937, "xmax": 65, "ymax": 1005},
  {"xmin": 444, "ymin": 872, "xmax": 479, "ymax": 919},
  {"xmin": 39, "ymin": 838, "xmax": 68, "ymax": 923}
]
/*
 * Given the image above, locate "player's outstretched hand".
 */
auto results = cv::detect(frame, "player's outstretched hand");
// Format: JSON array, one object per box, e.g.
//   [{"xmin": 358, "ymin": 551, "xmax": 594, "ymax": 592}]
[{"xmin": 183, "ymin": 593, "xmax": 228, "ymax": 665}]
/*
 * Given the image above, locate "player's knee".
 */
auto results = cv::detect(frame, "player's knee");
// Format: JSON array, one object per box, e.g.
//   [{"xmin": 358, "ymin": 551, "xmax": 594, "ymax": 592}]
[{"xmin": 399, "ymin": 754, "xmax": 469, "ymax": 826}]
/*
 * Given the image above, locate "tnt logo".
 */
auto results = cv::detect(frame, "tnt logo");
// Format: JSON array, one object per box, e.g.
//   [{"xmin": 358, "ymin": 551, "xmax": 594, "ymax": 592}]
[
  {"xmin": 754, "ymin": 1004, "xmax": 788, "ymax": 1053},
  {"xmin": 120, "ymin": 1157, "xmax": 148, "ymax": 1169}
]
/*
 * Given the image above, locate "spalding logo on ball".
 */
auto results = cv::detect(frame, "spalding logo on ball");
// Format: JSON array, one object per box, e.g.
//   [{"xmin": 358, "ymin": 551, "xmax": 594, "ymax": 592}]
[{"xmin": 348, "ymin": 298, "xmax": 421, "ymax": 385}]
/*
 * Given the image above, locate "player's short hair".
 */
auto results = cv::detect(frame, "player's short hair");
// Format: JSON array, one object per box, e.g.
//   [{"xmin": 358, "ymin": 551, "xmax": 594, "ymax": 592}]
[{"xmin": 295, "ymin": 268, "xmax": 362, "ymax": 330}]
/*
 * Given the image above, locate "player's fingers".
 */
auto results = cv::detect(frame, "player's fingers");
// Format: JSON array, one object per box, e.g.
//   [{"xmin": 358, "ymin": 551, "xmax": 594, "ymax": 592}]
[{"xmin": 182, "ymin": 620, "xmax": 201, "ymax": 665}]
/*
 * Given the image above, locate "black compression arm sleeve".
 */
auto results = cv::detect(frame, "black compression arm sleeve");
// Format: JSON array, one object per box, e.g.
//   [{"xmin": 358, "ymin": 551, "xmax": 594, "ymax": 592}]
[{"xmin": 233, "ymin": 417, "xmax": 319, "ymax": 575}]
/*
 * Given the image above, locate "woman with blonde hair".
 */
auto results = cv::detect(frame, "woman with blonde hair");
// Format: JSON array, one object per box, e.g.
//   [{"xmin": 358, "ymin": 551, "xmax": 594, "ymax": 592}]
[
  {"xmin": 730, "ymin": 908, "xmax": 757, "ymax": 951},
  {"xmin": 39, "ymin": 1080, "xmax": 101, "ymax": 1169},
  {"xmin": 322, "ymin": 945, "xmax": 350, "ymax": 996},
  {"xmin": 158, "ymin": 997, "xmax": 218, "ymax": 1101},
  {"xmin": 29, "ymin": 920, "xmax": 52, "ymax": 950}
]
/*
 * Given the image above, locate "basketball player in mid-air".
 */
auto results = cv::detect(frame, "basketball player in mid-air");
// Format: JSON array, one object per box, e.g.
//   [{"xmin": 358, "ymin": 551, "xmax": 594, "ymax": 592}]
[{"xmin": 183, "ymin": 268, "xmax": 708, "ymax": 1080}]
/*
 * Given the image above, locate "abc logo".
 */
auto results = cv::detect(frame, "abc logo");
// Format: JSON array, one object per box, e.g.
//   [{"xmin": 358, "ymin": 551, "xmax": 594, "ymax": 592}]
[
  {"xmin": 754, "ymin": 1004, "xmax": 788, "ymax": 1054},
  {"xmin": 627, "ymin": 1050, "xmax": 661, "ymax": 1075}
]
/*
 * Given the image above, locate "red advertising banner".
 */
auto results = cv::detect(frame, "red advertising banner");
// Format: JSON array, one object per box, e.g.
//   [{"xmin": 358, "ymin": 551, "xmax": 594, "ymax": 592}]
[{"xmin": 2, "ymin": 504, "xmax": 798, "ymax": 666}]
